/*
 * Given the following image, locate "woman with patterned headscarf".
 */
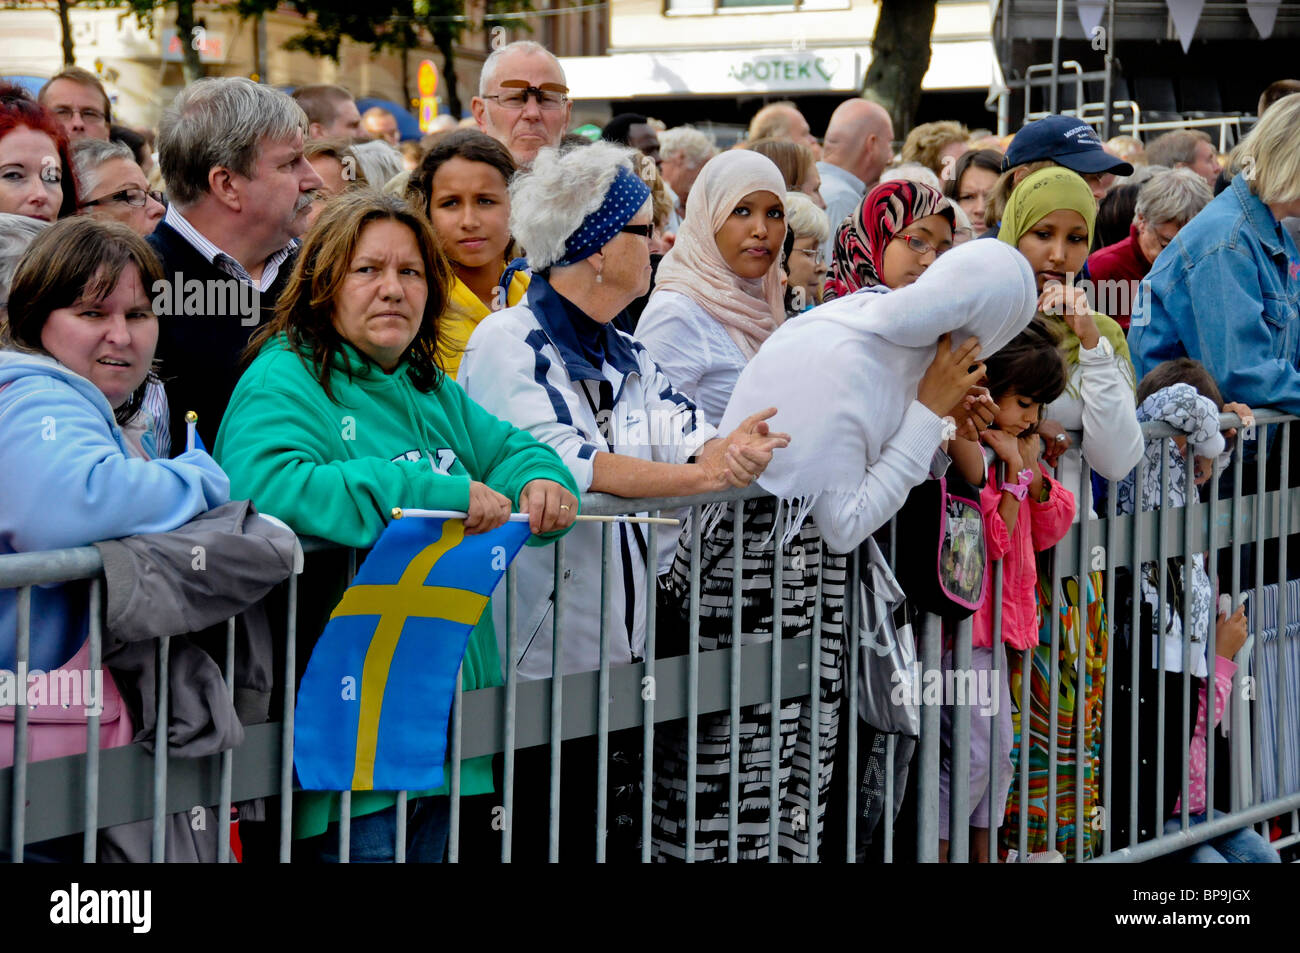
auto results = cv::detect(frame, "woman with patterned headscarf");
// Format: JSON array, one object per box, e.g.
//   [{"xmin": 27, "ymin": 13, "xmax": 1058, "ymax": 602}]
[{"xmin": 822, "ymin": 178, "xmax": 955, "ymax": 299}]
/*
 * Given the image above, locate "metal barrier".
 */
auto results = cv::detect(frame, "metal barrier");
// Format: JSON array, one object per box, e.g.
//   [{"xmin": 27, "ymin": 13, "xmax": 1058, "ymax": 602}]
[{"xmin": 2, "ymin": 414, "xmax": 1298, "ymax": 862}]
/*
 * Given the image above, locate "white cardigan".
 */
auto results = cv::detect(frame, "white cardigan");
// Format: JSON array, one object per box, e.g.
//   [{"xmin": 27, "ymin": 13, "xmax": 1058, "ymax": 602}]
[
  {"xmin": 635, "ymin": 290, "xmax": 747, "ymax": 429},
  {"xmin": 1044, "ymin": 337, "xmax": 1144, "ymax": 520}
]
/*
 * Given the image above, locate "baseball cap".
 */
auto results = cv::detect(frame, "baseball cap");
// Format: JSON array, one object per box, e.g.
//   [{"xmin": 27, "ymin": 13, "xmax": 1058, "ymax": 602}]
[{"xmin": 1003, "ymin": 115, "xmax": 1134, "ymax": 176}]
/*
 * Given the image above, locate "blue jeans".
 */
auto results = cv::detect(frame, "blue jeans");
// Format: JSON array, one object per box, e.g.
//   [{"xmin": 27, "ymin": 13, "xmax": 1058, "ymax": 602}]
[
  {"xmin": 304, "ymin": 796, "xmax": 450, "ymax": 863},
  {"xmin": 1163, "ymin": 810, "xmax": 1281, "ymax": 863}
]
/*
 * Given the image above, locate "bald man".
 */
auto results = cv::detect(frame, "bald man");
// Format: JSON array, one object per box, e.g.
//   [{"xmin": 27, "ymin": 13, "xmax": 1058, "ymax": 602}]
[
  {"xmin": 816, "ymin": 98, "xmax": 894, "ymax": 258},
  {"xmin": 362, "ymin": 107, "xmax": 400, "ymax": 146},
  {"xmin": 748, "ymin": 101, "xmax": 818, "ymax": 151}
]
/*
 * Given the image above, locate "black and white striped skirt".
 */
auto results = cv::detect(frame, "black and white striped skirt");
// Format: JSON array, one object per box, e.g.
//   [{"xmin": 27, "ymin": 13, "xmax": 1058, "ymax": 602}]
[{"xmin": 651, "ymin": 496, "xmax": 848, "ymax": 862}]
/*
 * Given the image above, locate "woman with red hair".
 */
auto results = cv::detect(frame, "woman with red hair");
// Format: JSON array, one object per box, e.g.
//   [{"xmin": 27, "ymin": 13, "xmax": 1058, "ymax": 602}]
[{"xmin": 0, "ymin": 83, "xmax": 78, "ymax": 222}]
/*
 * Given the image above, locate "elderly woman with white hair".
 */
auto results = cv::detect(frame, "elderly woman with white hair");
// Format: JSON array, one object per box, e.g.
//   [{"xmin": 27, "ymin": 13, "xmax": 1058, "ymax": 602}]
[
  {"xmin": 70, "ymin": 138, "xmax": 165, "ymax": 237},
  {"xmin": 781, "ymin": 190, "xmax": 830, "ymax": 312},
  {"xmin": 0, "ymin": 212, "xmax": 47, "ymax": 320},
  {"xmin": 457, "ymin": 141, "xmax": 785, "ymax": 858}
]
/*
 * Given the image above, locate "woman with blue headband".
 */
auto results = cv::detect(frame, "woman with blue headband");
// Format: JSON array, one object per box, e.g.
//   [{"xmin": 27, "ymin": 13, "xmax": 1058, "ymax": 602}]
[{"xmin": 458, "ymin": 141, "xmax": 788, "ymax": 859}]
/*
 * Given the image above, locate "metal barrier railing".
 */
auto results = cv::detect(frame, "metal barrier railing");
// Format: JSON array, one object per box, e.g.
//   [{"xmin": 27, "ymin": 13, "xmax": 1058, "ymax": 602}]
[{"xmin": 2, "ymin": 415, "xmax": 1298, "ymax": 862}]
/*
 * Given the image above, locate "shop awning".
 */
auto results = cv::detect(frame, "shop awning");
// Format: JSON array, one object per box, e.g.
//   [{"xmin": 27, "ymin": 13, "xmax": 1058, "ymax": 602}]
[{"xmin": 557, "ymin": 38, "xmax": 997, "ymax": 100}]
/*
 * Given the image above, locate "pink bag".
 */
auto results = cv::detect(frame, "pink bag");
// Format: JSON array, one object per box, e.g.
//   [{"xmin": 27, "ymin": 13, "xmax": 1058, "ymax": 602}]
[{"xmin": 0, "ymin": 639, "xmax": 135, "ymax": 768}]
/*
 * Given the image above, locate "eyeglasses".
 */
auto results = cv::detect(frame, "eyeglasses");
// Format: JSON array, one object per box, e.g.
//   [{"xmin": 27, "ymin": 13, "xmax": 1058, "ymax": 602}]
[
  {"xmin": 892, "ymin": 233, "xmax": 952, "ymax": 258},
  {"xmin": 1152, "ymin": 228, "xmax": 1178, "ymax": 250},
  {"xmin": 620, "ymin": 224, "xmax": 653, "ymax": 239},
  {"xmin": 52, "ymin": 106, "xmax": 107, "ymax": 124},
  {"xmin": 793, "ymin": 247, "xmax": 826, "ymax": 264},
  {"xmin": 483, "ymin": 82, "xmax": 569, "ymax": 110},
  {"xmin": 79, "ymin": 187, "xmax": 165, "ymax": 210}
]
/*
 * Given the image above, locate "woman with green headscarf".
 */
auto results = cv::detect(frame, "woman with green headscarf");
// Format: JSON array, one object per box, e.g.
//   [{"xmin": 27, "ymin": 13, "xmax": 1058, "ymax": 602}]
[{"xmin": 996, "ymin": 166, "xmax": 1143, "ymax": 861}]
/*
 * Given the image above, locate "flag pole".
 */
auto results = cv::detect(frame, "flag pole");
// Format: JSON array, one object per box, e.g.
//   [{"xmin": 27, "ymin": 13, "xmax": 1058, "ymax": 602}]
[
  {"xmin": 391, "ymin": 507, "xmax": 680, "ymax": 527},
  {"xmin": 185, "ymin": 410, "xmax": 198, "ymax": 453}
]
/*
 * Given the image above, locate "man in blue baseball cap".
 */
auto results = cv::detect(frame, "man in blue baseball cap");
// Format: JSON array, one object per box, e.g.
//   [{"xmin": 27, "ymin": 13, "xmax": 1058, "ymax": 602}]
[{"xmin": 984, "ymin": 115, "xmax": 1134, "ymax": 238}]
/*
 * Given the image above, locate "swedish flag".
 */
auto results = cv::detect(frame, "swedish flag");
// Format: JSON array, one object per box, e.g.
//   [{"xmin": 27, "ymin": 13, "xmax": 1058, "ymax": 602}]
[{"xmin": 294, "ymin": 514, "xmax": 531, "ymax": 792}]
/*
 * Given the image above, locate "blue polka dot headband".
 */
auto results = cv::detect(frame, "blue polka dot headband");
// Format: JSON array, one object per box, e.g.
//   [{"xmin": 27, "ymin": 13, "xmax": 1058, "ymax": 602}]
[{"xmin": 556, "ymin": 166, "xmax": 652, "ymax": 267}]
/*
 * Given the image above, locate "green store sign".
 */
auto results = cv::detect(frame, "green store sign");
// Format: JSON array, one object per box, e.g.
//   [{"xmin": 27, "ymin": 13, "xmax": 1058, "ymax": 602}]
[{"xmin": 727, "ymin": 55, "xmax": 841, "ymax": 86}]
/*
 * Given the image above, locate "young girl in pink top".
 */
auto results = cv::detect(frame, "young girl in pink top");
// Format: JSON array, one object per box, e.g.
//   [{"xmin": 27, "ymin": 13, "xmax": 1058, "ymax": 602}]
[{"xmin": 940, "ymin": 319, "xmax": 1075, "ymax": 861}]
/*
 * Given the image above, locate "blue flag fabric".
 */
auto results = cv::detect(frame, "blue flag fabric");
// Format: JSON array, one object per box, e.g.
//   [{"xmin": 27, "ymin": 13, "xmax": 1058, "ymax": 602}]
[{"xmin": 294, "ymin": 515, "xmax": 531, "ymax": 792}]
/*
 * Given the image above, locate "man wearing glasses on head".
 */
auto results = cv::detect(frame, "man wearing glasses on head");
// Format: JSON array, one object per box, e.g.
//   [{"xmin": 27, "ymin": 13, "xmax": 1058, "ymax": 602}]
[
  {"xmin": 472, "ymin": 40, "xmax": 572, "ymax": 168},
  {"xmin": 71, "ymin": 139, "xmax": 166, "ymax": 237},
  {"xmin": 38, "ymin": 67, "xmax": 112, "ymax": 144}
]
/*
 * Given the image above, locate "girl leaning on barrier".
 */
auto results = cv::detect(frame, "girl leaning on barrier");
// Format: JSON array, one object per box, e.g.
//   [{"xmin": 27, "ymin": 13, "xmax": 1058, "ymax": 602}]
[
  {"xmin": 815, "ymin": 177, "xmax": 991, "ymax": 862},
  {"xmin": 995, "ymin": 166, "xmax": 1144, "ymax": 860},
  {"xmin": 0, "ymin": 217, "xmax": 230, "ymax": 860},
  {"xmin": 456, "ymin": 141, "xmax": 785, "ymax": 860},
  {"xmin": 214, "ymin": 191, "xmax": 580, "ymax": 863},
  {"xmin": 659, "ymin": 239, "xmax": 1036, "ymax": 862}
]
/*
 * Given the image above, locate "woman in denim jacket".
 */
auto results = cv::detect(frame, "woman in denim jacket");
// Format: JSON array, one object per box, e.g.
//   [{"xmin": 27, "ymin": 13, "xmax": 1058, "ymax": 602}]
[{"xmin": 1131, "ymin": 96, "xmax": 1300, "ymax": 412}]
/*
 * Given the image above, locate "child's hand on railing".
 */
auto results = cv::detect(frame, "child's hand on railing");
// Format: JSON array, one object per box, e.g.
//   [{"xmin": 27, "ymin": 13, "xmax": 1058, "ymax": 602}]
[
  {"xmin": 1215, "ymin": 604, "xmax": 1248, "ymax": 659},
  {"xmin": 1223, "ymin": 402, "xmax": 1255, "ymax": 443},
  {"xmin": 979, "ymin": 427, "xmax": 1023, "ymax": 473}
]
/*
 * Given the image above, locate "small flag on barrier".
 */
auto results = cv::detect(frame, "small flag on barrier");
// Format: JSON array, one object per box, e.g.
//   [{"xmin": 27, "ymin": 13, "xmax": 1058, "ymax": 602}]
[{"xmin": 293, "ymin": 512, "xmax": 531, "ymax": 792}]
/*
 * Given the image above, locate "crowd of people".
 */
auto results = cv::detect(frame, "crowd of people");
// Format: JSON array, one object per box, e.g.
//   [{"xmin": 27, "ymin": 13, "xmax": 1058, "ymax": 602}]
[{"xmin": 1, "ymin": 41, "xmax": 1298, "ymax": 864}]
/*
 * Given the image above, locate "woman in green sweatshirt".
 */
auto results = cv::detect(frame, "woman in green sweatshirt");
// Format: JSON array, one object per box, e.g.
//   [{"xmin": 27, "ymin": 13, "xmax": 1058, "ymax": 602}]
[{"xmin": 214, "ymin": 191, "xmax": 580, "ymax": 862}]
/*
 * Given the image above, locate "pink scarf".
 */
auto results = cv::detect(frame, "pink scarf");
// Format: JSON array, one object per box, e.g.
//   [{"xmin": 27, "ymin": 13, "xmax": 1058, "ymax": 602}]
[{"xmin": 652, "ymin": 150, "xmax": 788, "ymax": 360}]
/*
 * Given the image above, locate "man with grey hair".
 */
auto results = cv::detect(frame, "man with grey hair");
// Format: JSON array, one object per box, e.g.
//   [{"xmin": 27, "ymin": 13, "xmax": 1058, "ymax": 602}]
[
  {"xmin": 816, "ymin": 98, "xmax": 894, "ymax": 259},
  {"xmin": 471, "ymin": 39, "xmax": 571, "ymax": 168},
  {"xmin": 149, "ymin": 77, "xmax": 322, "ymax": 449},
  {"xmin": 291, "ymin": 84, "xmax": 362, "ymax": 140},
  {"xmin": 71, "ymin": 138, "xmax": 164, "ymax": 237},
  {"xmin": 1145, "ymin": 129, "xmax": 1221, "ymax": 189},
  {"xmin": 1087, "ymin": 166, "xmax": 1213, "ymax": 328},
  {"xmin": 658, "ymin": 125, "xmax": 715, "ymax": 223}
]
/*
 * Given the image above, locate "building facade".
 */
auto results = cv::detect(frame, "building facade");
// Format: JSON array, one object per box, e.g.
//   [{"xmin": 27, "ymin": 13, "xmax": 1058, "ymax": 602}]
[
  {"xmin": 559, "ymin": 0, "xmax": 997, "ymax": 134},
  {"xmin": 0, "ymin": 1, "xmax": 605, "ymax": 130}
]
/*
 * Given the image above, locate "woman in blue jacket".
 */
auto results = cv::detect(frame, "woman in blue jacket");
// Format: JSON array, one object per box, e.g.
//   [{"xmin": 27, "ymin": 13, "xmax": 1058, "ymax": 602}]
[
  {"xmin": 1130, "ymin": 95, "xmax": 1300, "ymax": 411},
  {"xmin": 0, "ymin": 218, "xmax": 228, "ymax": 858}
]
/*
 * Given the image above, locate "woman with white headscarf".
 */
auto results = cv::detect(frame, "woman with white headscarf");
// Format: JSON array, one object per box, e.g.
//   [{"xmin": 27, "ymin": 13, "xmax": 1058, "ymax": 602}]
[
  {"xmin": 636, "ymin": 150, "xmax": 791, "ymax": 577},
  {"xmin": 652, "ymin": 234, "xmax": 1038, "ymax": 862}
]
